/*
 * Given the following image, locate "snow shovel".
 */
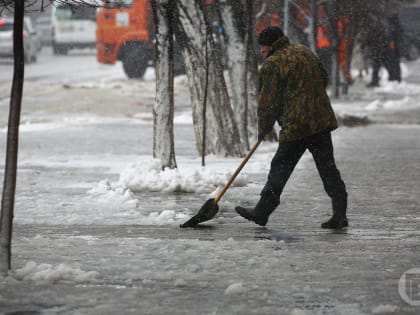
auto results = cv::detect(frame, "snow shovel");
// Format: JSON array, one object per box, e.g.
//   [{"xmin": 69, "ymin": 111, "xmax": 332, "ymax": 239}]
[{"xmin": 180, "ymin": 139, "xmax": 263, "ymax": 228}]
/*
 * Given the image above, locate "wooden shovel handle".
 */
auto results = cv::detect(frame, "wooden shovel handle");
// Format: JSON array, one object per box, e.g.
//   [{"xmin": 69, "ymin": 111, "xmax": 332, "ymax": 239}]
[{"xmin": 214, "ymin": 139, "xmax": 263, "ymax": 204}]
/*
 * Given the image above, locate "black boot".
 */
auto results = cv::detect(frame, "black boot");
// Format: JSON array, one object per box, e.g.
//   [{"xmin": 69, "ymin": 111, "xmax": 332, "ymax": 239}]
[
  {"xmin": 235, "ymin": 193, "xmax": 279, "ymax": 226},
  {"xmin": 321, "ymin": 198, "xmax": 348, "ymax": 229}
]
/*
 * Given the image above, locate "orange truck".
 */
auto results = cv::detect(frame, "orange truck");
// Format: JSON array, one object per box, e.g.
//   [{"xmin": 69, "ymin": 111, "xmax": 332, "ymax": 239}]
[{"xmin": 96, "ymin": 0, "xmax": 155, "ymax": 78}]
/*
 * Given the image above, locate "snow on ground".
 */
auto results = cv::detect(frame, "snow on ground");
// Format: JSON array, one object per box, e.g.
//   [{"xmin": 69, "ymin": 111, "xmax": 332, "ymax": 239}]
[
  {"xmin": 3, "ymin": 58, "xmax": 420, "ymax": 226},
  {"xmin": 334, "ymin": 63, "xmax": 420, "ymax": 117},
  {"xmin": 79, "ymin": 61, "xmax": 420, "ymax": 226},
  {"xmin": 1, "ymin": 52, "xmax": 420, "ymax": 314},
  {"xmin": 117, "ymin": 158, "xmax": 249, "ymax": 194},
  {"xmin": 83, "ymin": 153, "xmax": 272, "ymax": 225},
  {"xmin": 365, "ymin": 96, "xmax": 418, "ymax": 111}
]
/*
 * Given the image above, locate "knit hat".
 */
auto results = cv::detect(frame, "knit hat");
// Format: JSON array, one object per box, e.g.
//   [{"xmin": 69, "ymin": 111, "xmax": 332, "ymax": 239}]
[{"xmin": 257, "ymin": 26, "xmax": 284, "ymax": 46}]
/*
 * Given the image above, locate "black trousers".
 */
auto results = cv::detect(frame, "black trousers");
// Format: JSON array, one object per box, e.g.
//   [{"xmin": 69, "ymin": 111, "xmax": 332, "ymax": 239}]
[{"xmin": 261, "ymin": 131, "xmax": 347, "ymax": 208}]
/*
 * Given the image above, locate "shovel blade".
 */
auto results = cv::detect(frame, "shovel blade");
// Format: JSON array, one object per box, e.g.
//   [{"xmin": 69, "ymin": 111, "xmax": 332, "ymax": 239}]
[{"xmin": 180, "ymin": 198, "xmax": 220, "ymax": 228}]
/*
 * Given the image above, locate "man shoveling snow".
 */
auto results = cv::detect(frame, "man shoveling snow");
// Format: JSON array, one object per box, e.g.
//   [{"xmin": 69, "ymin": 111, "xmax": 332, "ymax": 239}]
[{"xmin": 235, "ymin": 27, "xmax": 348, "ymax": 229}]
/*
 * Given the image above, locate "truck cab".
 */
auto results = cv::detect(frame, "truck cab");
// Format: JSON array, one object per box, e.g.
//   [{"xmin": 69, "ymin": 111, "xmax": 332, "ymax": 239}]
[{"xmin": 96, "ymin": 0, "xmax": 155, "ymax": 78}]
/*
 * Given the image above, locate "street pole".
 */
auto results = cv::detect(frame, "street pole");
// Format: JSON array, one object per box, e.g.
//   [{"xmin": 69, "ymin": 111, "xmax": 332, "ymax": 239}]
[
  {"xmin": 284, "ymin": 0, "xmax": 289, "ymax": 36},
  {"xmin": 310, "ymin": 0, "xmax": 317, "ymax": 52}
]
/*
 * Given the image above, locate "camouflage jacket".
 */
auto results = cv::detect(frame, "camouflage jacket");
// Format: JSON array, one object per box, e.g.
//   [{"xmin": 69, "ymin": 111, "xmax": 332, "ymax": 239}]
[{"xmin": 258, "ymin": 36, "xmax": 338, "ymax": 143}]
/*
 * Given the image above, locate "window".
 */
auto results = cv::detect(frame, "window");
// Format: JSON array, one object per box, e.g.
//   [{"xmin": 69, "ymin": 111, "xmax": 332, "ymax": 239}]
[{"xmin": 56, "ymin": 5, "xmax": 97, "ymax": 21}]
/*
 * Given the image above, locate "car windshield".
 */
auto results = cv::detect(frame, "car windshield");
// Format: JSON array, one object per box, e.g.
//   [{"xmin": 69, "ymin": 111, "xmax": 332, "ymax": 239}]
[
  {"xmin": 0, "ymin": 21, "xmax": 13, "ymax": 32},
  {"xmin": 56, "ymin": 5, "xmax": 97, "ymax": 21}
]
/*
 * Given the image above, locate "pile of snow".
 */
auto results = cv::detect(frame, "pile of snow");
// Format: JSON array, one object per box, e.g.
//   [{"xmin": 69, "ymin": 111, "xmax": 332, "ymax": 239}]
[
  {"xmin": 119, "ymin": 159, "xmax": 248, "ymax": 194},
  {"xmin": 89, "ymin": 158, "xmax": 250, "ymax": 201},
  {"xmin": 87, "ymin": 178, "xmax": 190, "ymax": 225},
  {"xmin": 86, "ymin": 159, "xmax": 250, "ymax": 224},
  {"xmin": 14, "ymin": 261, "xmax": 98, "ymax": 285},
  {"xmin": 88, "ymin": 179, "xmax": 139, "ymax": 209},
  {"xmin": 81, "ymin": 146, "xmax": 306, "ymax": 225}
]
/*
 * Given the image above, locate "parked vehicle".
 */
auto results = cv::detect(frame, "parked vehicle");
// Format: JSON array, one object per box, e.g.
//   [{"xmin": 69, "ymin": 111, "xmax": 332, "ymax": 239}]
[
  {"xmin": 0, "ymin": 16, "xmax": 42, "ymax": 63},
  {"xmin": 51, "ymin": 1, "xmax": 97, "ymax": 55},
  {"xmin": 399, "ymin": 4, "xmax": 420, "ymax": 60},
  {"xmin": 35, "ymin": 15, "xmax": 52, "ymax": 46},
  {"xmin": 96, "ymin": 0, "xmax": 155, "ymax": 78}
]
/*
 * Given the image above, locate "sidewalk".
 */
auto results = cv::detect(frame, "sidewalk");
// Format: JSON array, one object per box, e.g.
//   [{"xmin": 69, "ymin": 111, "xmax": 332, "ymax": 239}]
[
  {"xmin": 1, "ymin": 59, "xmax": 420, "ymax": 314},
  {"xmin": 1, "ymin": 123, "xmax": 419, "ymax": 315}
]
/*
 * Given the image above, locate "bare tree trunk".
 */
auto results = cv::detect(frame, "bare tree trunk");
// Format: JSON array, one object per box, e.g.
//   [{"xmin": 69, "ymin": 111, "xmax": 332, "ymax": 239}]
[
  {"xmin": 219, "ymin": 0, "xmax": 249, "ymax": 150},
  {"xmin": 0, "ymin": 0, "xmax": 24, "ymax": 274},
  {"xmin": 151, "ymin": 0, "xmax": 177, "ymax": 170},
  {"xmin": 175, "ymin": 0, "xmax": 243, "ymax": 157}
]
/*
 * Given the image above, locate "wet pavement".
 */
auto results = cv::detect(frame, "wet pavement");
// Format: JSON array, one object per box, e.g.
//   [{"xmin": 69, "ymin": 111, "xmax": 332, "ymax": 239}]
[
  {"xmin": 1, "ymin": 50, "xmax": 420, "ymax": 314},
  {"xmin": 0, "ymin": 124, "xmax": 419, "ymax": 315}
]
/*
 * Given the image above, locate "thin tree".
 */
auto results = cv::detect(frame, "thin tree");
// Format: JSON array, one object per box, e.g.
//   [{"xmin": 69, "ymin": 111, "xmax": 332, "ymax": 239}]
[
  {"xmin": 151, "ymin": 0, "xmax": 177, "ymax": 170},
  {"xmin": 0, "ymin": 0, "xmax": 25, "ymax": 275},
  {"xmin": 0, "ymin": 0, "xmax": 102, "ymax": 274}
]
